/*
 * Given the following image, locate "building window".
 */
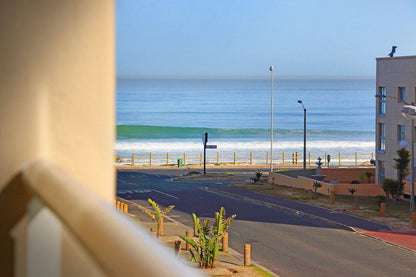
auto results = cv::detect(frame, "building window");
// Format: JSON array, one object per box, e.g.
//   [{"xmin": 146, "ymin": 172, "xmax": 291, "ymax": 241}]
[
  {"xmin": 378, "ymin": 123, "xmax": 385, "ymax": 151},
  {"xmin": 378, "ymin": 160, "xmax": 385, "ymax": 184},
  {"xmin": 398, "ymin": 125, "xmax": 405, "ymax": 142},
  {"xmin": 398, "ymin": 87, "xmax": 406, "ymax": 102},
  {"xmin": 378, "ymin": 87, "xmax": 386, "ymax": 115}
]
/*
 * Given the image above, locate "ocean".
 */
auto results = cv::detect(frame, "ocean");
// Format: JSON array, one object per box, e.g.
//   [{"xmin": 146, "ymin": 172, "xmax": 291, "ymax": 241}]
[{"xmin": 115, "ymin": 78, "xmax": 375, "ymax": 156}]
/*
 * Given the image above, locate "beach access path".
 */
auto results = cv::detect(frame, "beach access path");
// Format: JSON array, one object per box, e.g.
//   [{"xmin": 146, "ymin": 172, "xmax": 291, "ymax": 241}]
[{"xmin": 117, "ymin": 168, "xmax": 416, "ymax": 277}]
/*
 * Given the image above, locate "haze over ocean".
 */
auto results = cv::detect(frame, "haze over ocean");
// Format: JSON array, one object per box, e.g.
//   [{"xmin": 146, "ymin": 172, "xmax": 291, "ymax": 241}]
[{"xmin": 115, "ymin": 78, "xmax": 375, "ymax": 155}]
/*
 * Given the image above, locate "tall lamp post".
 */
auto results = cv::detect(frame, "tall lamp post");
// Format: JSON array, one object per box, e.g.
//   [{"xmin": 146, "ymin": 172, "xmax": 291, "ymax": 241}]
[
  {"xmin": 401, "ymin": 105, "xmax": 416, "ymax": 212},
  {"xmin": 297, "ymin": 100, "xmax": 307, "ymax": 174},
  {"xmin": 269, "ymin": 65, "xmax": 274, "ymax": 172}
]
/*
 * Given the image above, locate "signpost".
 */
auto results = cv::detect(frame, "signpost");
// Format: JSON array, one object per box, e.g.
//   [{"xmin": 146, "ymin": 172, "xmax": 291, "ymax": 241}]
[{"xmin": 203, "ymin": 132, "xmax": 217, "ymax": 175}]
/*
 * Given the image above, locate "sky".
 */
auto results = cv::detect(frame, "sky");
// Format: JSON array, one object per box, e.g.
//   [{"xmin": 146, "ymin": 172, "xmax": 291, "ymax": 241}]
[{"xmin": 117, "ymin": 0, "xmax": 416, "ymax": 79}]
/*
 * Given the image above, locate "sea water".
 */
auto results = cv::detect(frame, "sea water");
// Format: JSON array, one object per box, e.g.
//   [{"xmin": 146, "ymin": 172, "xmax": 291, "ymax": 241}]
[{"xmin": 116, "ymin": 78, "xmax": 375, "ymax": 156}]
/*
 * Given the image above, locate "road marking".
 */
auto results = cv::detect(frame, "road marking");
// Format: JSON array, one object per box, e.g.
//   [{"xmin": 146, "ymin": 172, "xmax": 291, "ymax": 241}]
[{"xmin": 152, "ymin": 189, "xmax": 179, "ymax": 199}]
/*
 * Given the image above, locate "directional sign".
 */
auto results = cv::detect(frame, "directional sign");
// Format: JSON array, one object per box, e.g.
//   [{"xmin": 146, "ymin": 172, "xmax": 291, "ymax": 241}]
[{"xmin": 206, "ymin": 145, "xmax": 217, "ymax": 149}]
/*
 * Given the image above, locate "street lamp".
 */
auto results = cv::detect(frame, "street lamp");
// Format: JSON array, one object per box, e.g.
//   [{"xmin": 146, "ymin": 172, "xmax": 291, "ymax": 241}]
[
  {"xmin": 297, "ymin": 100, "xmax": 307, "ymax": 174},
  {"xmin": 401, "ymin": 105, "xmax": 416, "ymax": 212},
  {"xmin": 269, "ymin": 65, "xmax": 274, "ymax": 172}
]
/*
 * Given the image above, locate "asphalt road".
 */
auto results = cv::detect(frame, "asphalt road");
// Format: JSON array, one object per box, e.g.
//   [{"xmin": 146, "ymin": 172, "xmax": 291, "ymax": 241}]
[{"xmin": 117, "ymin": 170, "xmax": 416, "ymax": 277}]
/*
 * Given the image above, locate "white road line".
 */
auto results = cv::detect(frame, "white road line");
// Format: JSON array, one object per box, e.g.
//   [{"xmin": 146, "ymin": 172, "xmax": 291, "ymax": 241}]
[{"xmin": 152, "ymin": 189, "xmax": 179, "ymax": 199}]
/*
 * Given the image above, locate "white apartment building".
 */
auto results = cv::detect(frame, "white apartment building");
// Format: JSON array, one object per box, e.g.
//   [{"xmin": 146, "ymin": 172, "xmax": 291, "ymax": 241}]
[{"xmin": 375, "ymin": 55, "xmax": 416, "ymax": 195}]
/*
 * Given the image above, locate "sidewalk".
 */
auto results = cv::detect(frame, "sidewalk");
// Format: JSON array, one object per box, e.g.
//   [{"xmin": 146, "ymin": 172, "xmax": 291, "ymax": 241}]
[{"xmin": 206, "ymin": 185, "xmax": 416, "ymax": 252}]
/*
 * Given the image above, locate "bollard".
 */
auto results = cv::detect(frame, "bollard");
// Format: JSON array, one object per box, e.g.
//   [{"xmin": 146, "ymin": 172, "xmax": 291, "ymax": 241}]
[
  {"xmin": 354, "ymin": 195, "xmax": 359, "ymax": 210},
  {"xmin": 174, "ymin": 240, "xmax": 182, "ymax": 255},
  {"xmin": 244, "ymin": 244, "xmax": 251, "ymax": 266},
  {"xmin": 330, "ymin": 191, "xmax": 335, "ymax": 204},
  {"xmin": 186, "ymin": 230, "xmax": 192, "ymax": 250},
  {"xmin": 380, "ymin": 202, "xmax": 386, "ymax": 217},
  {"xmin": 222, "ymin": 232, "xmax": 228, "ymax": 252},
  {"xmin": 308, "ymin": 191, "xmax": 312, "ymax": 200},
  {"xmin": 412, "ymin": 212, "xmax": 416, "ymax": 228},
  {"xmin": 123, "ymin": 203, "xmax": 128, "ymax": 214}
]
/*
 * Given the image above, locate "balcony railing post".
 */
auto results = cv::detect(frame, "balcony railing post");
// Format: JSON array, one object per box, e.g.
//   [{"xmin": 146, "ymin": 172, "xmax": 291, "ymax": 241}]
[
  {"xmin": 131, "ymin": 154, "xmax": 135, "ymax": 166},
  {"xmin": 338, "ymin": 152, "xmax": 341, "ymax": 167},
  {"xmin": 149, "ymin": 153, "xmax": 152, "ymax": 166},
  {"xmin": 266, "ymin": 152, "xmax": 269, "ymax": 165},
  {"xmin": 234, "ymin": 152, "xmax": 236, "ymax": 165},
  {"xmin": 167, "ymin": 153, "xmax": 169, "ymax": 166},
  {"xmin": 355, "ymin": 152, "xmax": 357, "ymax": 167}
]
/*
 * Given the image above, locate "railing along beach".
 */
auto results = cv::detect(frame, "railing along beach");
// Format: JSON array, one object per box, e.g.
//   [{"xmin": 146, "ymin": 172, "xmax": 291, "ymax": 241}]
[{"xmin": 116, "ymin": 151, "xmax": 374, "ymax": 167}]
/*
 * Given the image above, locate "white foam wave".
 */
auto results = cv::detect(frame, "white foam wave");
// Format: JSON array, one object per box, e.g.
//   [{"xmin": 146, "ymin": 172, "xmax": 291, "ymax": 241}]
[{"xmin": 115, "ymin": 140, "xmax": 375, "ymax": 153}]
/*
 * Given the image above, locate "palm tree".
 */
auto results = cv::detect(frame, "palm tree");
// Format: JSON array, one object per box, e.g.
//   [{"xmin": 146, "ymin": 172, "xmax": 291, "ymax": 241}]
[{"xmin": 393, "ymin": 148, "xmax": 410, "ymax": 201}]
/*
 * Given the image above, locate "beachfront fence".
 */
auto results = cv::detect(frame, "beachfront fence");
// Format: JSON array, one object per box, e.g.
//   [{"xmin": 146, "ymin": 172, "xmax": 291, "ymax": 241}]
[{"xmin": 115, "ymin": 152, "xmax": 374, "ymax": 167}]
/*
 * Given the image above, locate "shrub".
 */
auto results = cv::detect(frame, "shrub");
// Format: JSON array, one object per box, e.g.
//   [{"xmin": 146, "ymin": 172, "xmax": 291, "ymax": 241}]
[
  {"xmin": 382, "ymin": 178, "xmax": 403, "ymax": 199},
  {"xmin": 365, "ymin": 172, "xmax": 373, "ymax": 183},
  {"xmin": 144, "ymin": 199, "xmax": 174, "ymax": 237},
  {"xmin": 351, "ymin": 180, "xmax": 361, "ymax": 184},
  {"xmin": 180, "ymin": 207, "xmax": 236, "ymax": 268},
  {"xmin": 348, "ymin": 187, "xmax": 357, "ymax": 196},
  {"xmin": 312, "ymin": 181, "xmax": 322, "ymax": 198},
  {"xmin": 376, "ymin": 195, "xmax": 387, "ymax": 206},
  {"xmin": 252, "ymin": 169, "xmax": 263, "ymax": 183}
]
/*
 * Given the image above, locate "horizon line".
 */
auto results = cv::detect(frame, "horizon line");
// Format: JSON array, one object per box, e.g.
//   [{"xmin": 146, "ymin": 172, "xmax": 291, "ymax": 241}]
[{"xmin": 117, "ymin": 75, "xmax": 375, "ymax": 81}]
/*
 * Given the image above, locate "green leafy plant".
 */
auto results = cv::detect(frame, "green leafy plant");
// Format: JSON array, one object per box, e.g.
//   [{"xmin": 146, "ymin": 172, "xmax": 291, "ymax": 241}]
[
  {"xmin": 181, "ymin": 207, "xmax": 236, "ymax": 269},
  {"xmin": 348, "ymin": 187, "xmax": 357, "ymax": 196},
  {"xmin": 365, "ymin": 172, "xmax": 373, "ymax": 183},
  {"xmin": 252, "ymin": 169, "xmax": 263, "ymax": 183},
  {"xmin": 394, "ymin": 148, "xmax": 410, "ymax": 201},
  {"xmin": 376, "ymin": 195, "xmax": 387, "ymax": 206},
  {"xmin": 144, "ymin": 198, "xmax": 174, "ymax": 237},
  {"xmin": 312, "ymin": 181, "xmax": 322, "ymax": 199},
  {"xmin": 381, "ymin": 178, "xmax": 403, "ymax": 199},
  {"xmin": 358, "ymin": 172, "xmax": 366, "ymax": 184}
]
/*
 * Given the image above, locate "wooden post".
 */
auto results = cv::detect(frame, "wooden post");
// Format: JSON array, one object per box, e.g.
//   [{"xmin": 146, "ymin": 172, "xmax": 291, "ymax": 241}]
[
  {"xmin": 217, "ymin": 152, "xmax": 219, "ymax": 165},
  {"xmin": 355, "ymin": 152, "xmax": 358, "ymax": 167},
  {"xmin": 174, "ymin": 240, "xmax": 181, "ymax": 255},
  {"xmin": 330, "ymin": 191, "xmax": 335, "ymax": 204},
  {"xmin": 338, "ymin": 152, "xmax": 341, "ymax": 167},
  {"xmin": 116, "ymin": 201, "xmax": 120, "ymax": 210},
  {"xmin": 131, "ymin": 153, "xmax": 135, "ymax": 166},
  {"xmin": 324, "ymin": 152, "xmax": 327, "ymax": 167},
  {"xmin": 166, "ymin": 153, "xmax": 169, "ymax": 166},
  {"xmin": 250, "ymin": 152, "xmax": 252, "ymax": 165},
  {"xmin": 200, "ymin": 153, "xmax": 203, "ymax": 166},
  {"xmin": 244, "ymin": 244, "xmax": 251, "ymax": 266},
  {"xmin": 234, "ymin": 152, "xmax": 236, "ymax": 165},
  {"xmin": 371, "ymin": 152, "xmax": 374, "ymax": 159},
  {"xmin": 308, "ymin": 152, "xmax": 311, "ymax": 166},
  {"xmin": 380, "ymin": 202, "xmax": 386, "ymax": 217},
  {"xmin": 149, "ymin": 153, "xmax": 152, "ymax": 166},
  {"xmin": 186, "ymin": 230, "xmax": 192, "ymax": 250},
  {"xmin": 292, "ymin": 152, "xmax": 294, "ymax": 164},
  {"xmin": 266, "ymin": 152, "xmax": 269, "ymax": 165},
  {"xmin": 354, "ymin": 195, "xmax": 359, "ymax": 210},
  {"xmin": 282, "ymin": 152, "xmax": 285, "ymax": 165},
  {"xmin": 296, "ymin": 152, "xmax": 298, "ymax": 165},
  {"xmin": 412, "ymin": 212, "xmax": 416, "ymax": 228},
  {"xmin": 123, "ymin": 203, "xmax": 128, "ymax": 214},
  {"xmin": 184, "ymin": 153, "xmax": 186, "ymax": 166},
  {"xmin": 222, "ymin": 232, "xmax": 228, "ymax": 252}
]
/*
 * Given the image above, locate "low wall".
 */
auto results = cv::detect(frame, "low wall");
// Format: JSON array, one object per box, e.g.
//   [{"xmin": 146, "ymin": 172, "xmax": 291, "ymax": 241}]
[
  {"xmin": 268, "ymin": 171, "xmax": 384, "ymax": 196},
  {"xmin": 321, "ymin": 167, "xmax": 376, "ymax": 183}
]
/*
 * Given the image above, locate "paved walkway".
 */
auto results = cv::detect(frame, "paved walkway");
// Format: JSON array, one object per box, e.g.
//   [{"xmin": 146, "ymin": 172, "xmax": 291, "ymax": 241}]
[{"xmin": 208, "ymin": 185, "xmax": 416, "ymax": 252}]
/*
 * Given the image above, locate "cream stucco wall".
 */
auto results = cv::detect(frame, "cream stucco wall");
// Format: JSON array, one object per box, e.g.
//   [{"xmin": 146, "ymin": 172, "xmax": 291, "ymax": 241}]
[
  {"xmin": 0, "ymin": 0, "xmax": 115, "ymax": 200},
  {"xmin": 375, "ymin": 56, "xmax": 416, "ymax": 186}
]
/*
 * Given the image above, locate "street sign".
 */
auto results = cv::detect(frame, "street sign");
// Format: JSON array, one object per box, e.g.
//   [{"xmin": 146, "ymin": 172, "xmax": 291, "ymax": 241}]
[{"xmin": 206, "ymin": 145, "xmax": 217, "ymax": 149}]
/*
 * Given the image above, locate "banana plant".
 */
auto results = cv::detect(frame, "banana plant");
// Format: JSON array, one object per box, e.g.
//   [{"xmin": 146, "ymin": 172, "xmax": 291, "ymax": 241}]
[
  {"xmin": 181, "ymin": 207, "xmax": 236, "ymax": 269},
  {"xmin": 144, "ymin": 198, "xmax": 174, "ymax": 237}
]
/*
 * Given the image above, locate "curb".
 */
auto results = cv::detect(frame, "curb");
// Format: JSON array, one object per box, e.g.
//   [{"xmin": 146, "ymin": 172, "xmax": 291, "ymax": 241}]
[
  {"xmin": 203, "ymin": 187, "xmax": 416, "ymax": 254},
  {"xmin": 203, "ymin": 187, "xmax": 355, "ymax": 232},
  {"xmin": 118, "ymin": 197, "xmax": 278, "ymax": 276}
]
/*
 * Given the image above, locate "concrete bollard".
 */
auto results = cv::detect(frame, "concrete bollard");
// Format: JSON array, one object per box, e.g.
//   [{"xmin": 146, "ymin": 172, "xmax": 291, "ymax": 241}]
[
  {"xmin": 330, "ymin": 191, "xmax": 335, "ymax": 204},
  {"xmin": 244, "ymin": 244, "xmax": 251, "ymax": 266},
  {"xmin": 380, "ymin": 202, "xmax": 386, "ymax": 217},
  {"xmin": 174, "ymin": 240, "xmax": 182, "ymax": 255},
  {"xmin": 222, "ymin": 232, "xmax": 228, "ymax": 252},
  {"xmin": 354, "ymin": 195, "xmax": 359, "ymax": 210},
  {"xmin": 308, "ymin": 191, "xmax": 312, "ymax": 200},
  {"xmin": 123, "ymin": 203, "xmax": 128, "ymax": 214},
  {"xmin": 412, "ymin": 212, "xmax": 416, "ymax": 228},
  {"xmin": 186, "ymin": 230, "xmax": 192, "ymax": 250}
]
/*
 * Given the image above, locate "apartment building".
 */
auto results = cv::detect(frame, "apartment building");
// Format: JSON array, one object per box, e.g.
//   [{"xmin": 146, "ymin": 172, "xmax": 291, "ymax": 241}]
[{"xmin": 375, "ymin": 55, "xmax": 416, "ymax": 195}]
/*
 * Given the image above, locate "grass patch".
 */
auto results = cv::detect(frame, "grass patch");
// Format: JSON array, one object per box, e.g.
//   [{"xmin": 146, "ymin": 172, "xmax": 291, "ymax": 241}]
[{"xmin": 250, "ymin": 265, "xmax": 275, "ymax": 277}]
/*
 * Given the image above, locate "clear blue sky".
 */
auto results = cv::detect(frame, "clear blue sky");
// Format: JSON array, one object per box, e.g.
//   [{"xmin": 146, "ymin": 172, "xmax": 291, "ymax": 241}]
[{"xmin": 117, "ymin": 0, "xmax": 416, "ymax": 79}]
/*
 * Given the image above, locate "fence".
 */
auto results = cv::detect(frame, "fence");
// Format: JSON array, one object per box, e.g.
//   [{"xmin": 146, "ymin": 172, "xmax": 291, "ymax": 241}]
[{"xmin": 115, "ymin": 151, "xmax": 374, "ymax": 167}]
